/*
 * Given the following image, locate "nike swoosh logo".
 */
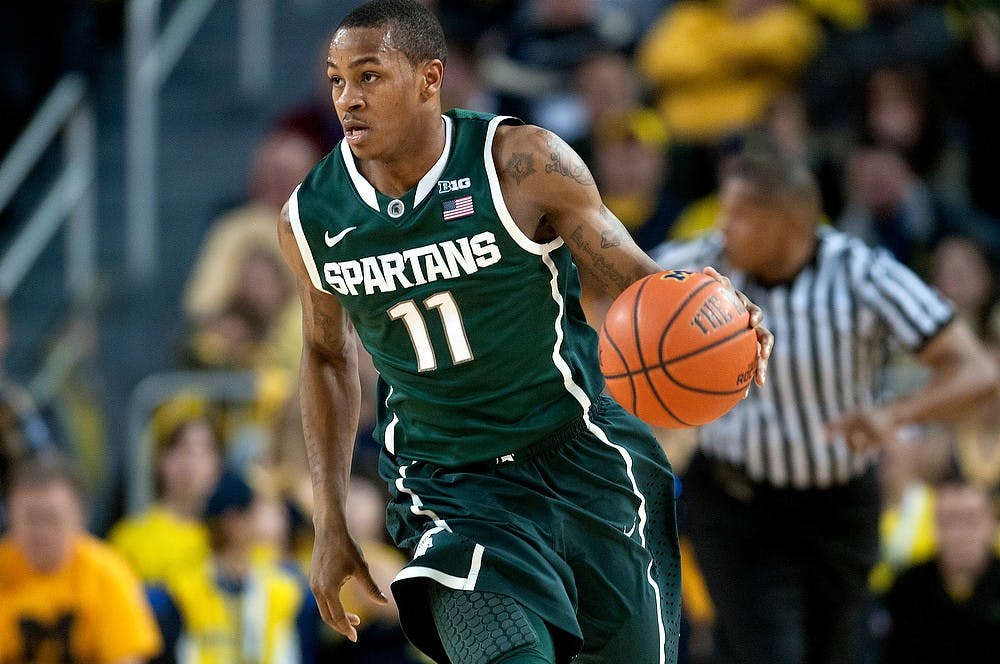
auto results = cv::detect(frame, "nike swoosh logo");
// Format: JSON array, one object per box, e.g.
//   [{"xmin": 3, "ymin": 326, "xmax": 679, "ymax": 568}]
[{"xmin": 324, "ymin": 226, "xmax": 357, "ymax": 247}]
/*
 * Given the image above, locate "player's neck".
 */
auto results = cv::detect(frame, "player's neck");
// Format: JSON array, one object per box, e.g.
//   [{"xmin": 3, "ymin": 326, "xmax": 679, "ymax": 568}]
[{"xmin": 360, "ymin": 114, "xmax": 446, "ymax": 198}]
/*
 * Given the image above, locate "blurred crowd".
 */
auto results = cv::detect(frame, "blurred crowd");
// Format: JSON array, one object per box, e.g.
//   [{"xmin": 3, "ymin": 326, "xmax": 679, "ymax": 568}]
[{"xmin": 3, "ymin": 0, "xmax": 1000, "ymax": 662}]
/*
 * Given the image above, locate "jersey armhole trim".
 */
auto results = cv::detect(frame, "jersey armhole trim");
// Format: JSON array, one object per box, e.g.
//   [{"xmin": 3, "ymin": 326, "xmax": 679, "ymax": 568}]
[
  {"xmin": 287, "ymin": 185, "xmax": 325, "ymax": 292},
  {"xmin": 484, "ymin": 116, "xmax": 564, "ymax": 256}
]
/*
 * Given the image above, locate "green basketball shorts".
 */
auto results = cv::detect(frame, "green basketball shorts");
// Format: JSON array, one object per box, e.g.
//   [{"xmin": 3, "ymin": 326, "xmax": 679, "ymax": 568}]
[{"xmin": 378, "ymin": 395, "xmax": 682, "ymax": 663}]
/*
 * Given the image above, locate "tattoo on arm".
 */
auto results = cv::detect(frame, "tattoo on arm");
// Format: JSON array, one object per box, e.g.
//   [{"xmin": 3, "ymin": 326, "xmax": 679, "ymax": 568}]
[
  {"xmin": 601, "ymin": 205, "xmax": 628, "ymax": 249},
  {"xmin": 503, "ymin": 152, "xmax": 536, "ymax": 185},
  {"xmin": 568, "ymin": 225, "xmax": 632, "ymax": 293},
  {"xmin": 566, "ymin": 208, "xmax": 647, "ymax": 294},
  {"xmin": 545, "ymin": 136, "xmax": 595, "ymax": 186},
  {"xmin": 599, "ymin": 207, "xmax": 627, "ymax": 249}
]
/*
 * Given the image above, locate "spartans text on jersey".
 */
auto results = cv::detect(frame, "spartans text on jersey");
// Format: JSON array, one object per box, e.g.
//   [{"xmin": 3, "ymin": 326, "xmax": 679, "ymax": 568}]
[{"xmin": 324, "ymin": 231, "xmax": 502, "ymax": 296}]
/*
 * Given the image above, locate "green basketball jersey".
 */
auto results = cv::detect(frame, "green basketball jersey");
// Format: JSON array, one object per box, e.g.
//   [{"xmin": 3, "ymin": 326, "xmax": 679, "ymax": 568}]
[{"xmin": 289, "ymin": 109, "xmax": 605, "ymax": 466}]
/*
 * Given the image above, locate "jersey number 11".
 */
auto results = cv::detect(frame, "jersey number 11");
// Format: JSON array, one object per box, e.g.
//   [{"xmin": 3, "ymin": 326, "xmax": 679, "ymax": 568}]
[{"xmin": 388, "ymin": 290, "xmax": 473, "ymax": 372}]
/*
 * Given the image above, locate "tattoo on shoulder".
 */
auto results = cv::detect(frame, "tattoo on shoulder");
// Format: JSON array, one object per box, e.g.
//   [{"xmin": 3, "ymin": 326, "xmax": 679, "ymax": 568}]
[
  {"xmin": 544, "ymin": 136, "xmax": 595, "ymax": 186},
  {"xmin": 503, "ymin": 152, "xmax": 536, "ymax": 185}
]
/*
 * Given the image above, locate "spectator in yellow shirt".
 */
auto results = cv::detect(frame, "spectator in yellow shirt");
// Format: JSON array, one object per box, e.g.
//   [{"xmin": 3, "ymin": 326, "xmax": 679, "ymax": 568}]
[
  {"xmin": 109, "ymin": 393, "xmax": 223, "ymax": 585},
  {"xmin": 161, "ymin": 470, "xmax": 303, "ymax": 664},
  {"xmin": 0, "ymin": 454, "xmax": 162, "ymax": 664},
  {"xmin": 636, "ymin": 0, "xmax": 819, "ymax": 204}
]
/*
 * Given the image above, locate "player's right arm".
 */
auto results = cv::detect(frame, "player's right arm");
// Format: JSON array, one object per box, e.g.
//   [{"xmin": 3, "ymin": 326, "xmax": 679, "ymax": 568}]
[{"xmin": 277, "ymin": 202, "xmax": 387, "ymax": 641}]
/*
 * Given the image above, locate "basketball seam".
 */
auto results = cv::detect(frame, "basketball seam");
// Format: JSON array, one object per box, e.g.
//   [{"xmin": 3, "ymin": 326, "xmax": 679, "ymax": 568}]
[
  {"xmin": 635, "ymin": 276, "xmax": 695, "ymax": 427},
  {"xmin": 605, "ymin": 336, "xmax": 755, "ymax": 395},
  {"xmin": 600, "ymin": 324, "xmax": 639, "ymax": 415}
]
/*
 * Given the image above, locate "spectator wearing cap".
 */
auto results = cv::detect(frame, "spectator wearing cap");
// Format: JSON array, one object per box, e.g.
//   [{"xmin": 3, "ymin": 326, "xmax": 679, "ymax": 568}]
[
  {"xmin": 159, "ymin": 470, "xmax": 304, "ymax": 664},
  {"xmin": 0, "ymin": 454, "xmax": 162, "ymax": 663},
  {"xmin": 109, "ymin": 393, "xmax": 223, "ymax": 587}
]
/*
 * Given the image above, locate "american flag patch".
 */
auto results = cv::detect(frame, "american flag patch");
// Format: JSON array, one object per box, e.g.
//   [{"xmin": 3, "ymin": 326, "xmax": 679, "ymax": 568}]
[{"xmin": 442, "ymin": 195, "xmax": 474, "ymax": 221}]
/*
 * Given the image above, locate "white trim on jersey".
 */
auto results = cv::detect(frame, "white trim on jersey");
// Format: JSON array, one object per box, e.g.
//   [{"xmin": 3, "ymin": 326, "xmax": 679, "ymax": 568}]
[
  {"xmin": 383, "ymin": 384, "xmax": 398, "ymax": 454},
  {"xmin": 395, "ymin": 463, "xmax": 451, "ymax": 532},
  {"xmin": 539, "ymin": 251, "xmax": 593, "ymax": 415},
  {"xmin": 582, "ymin": 415, "xmax": 668, "ymax": 664},
  {"xmin": 538, "ymin": 246, "xmax": 669, "ymax": 662},
  {"xmin": 340, "ymin": 115, "xmax": 454, "ymax": 212},
  {"xmin": 415, "ymin": 115, "xmax": 454, "ymax": 204},
  {"xmin": 340, "ymin": 140, "xmax": 379, "ymax": 211},
  {"xmin": 287, "ymin": 185, "xmax": 325, "ymax": 291},
  {"xmin": 483, "ymin": 115, "xmax": 564, "ymax": 256},
  {"xmin": 393, "ymin": 543, "xmax": 485, "ymax": 591}
]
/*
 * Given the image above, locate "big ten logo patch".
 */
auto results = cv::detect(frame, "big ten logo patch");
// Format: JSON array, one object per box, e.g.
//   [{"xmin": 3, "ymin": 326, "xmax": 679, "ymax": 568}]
[{"xmin": 438, "ymin": 178, "xmax": 471, "ymax": 194}]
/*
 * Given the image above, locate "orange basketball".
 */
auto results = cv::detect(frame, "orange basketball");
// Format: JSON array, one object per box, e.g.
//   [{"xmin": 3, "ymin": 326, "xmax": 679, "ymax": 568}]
[{"xmin": 598, "ymin": 270, "xmax": 758, "ymax": 428}]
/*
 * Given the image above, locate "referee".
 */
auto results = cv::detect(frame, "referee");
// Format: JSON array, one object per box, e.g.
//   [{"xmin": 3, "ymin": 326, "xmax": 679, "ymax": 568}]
[{"xmin": 651, "ymin": 151, "xmax": 998, "ymax": 664}]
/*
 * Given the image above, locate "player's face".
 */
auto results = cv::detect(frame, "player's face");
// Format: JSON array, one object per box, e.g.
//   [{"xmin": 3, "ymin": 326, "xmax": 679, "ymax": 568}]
[
  {"xmin": 8, "ymin": 481, "xmax": 84, "ymax": 573},
  {"xmin": 717, "ymin": 177, "xmax": 787, "ymax": 276},
  {"xmin": 327, "ymin": 26, "xmax": 426, "ymax": 162}
]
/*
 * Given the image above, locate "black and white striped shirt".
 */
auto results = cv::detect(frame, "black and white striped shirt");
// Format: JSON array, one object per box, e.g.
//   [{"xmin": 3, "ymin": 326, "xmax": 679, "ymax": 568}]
[{"xmin": 650, "ymin": 228, "xmax": 954, "ymax": 489}]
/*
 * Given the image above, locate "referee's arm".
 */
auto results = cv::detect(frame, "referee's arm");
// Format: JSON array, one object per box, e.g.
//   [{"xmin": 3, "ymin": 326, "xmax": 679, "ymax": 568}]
[{"xmin": 829, "ymin": 320, "xmax": 999, "ymax": 451}]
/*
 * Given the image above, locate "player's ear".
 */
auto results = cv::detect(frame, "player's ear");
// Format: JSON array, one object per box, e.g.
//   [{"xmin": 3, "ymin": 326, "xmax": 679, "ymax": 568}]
[{"xmin": 419, "ymin": 59, "xmax": 444, "ymax": 99}]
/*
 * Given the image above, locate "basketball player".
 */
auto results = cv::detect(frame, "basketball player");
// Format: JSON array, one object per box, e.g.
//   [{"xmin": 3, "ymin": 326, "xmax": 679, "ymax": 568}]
[{"xmin": 277, "ymin": 2, "xmax": 771, "ymax": 663}]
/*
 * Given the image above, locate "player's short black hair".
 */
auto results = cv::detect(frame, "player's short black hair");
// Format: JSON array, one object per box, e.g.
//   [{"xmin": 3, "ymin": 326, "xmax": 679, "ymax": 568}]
[{"xmin": 338, "ymin": 0, "xmax": 447, "ymax": 66}]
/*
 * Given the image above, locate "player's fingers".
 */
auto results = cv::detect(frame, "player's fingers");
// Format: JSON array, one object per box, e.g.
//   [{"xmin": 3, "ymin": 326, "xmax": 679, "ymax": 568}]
[
  {"xmin": 755, "ymin": 356, "xmax": 767, "ymax": 387},
  {"xmin": 325, "ymin": 599, "xmax": 360, "ymax": 642},
  {"xmin": 760, "ymin": 329, "xmax": 774, "ymax": 359},
  {"xmin": 703, "ymin": 266, "xmax": 734, "ymax": 293},
  {"xmin": 314, "ymin": 594, "xmax": 336, "ymax": 627},
  {"xmin": 357, "ymin": 566, "xmax": 389, "ymax": 605}
]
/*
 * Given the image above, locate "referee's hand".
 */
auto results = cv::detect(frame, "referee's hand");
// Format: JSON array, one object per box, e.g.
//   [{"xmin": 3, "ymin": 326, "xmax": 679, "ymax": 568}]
[
  {"xmin": 703, "ymin": 266, "xmax": 772, "ymax": 388},
  {"xmin": 826, "ymin": 407, "xmax": 896, "ymax": 452}
]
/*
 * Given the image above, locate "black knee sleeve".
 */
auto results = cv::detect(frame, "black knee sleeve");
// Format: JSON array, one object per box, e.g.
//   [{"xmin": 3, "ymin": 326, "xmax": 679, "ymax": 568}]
[{"xmin": 428, "ymin": 586, "xmax": 543, "ymax": 663}]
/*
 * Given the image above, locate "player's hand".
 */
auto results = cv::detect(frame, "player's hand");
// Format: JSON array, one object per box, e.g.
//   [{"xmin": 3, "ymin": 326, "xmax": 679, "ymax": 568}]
[
  {"xmin": 826, "ymin": 407, "xmax": 896, "ymax": 452},
  {"xmin": 310, "ymin": 524, "xmax": 388, "ymax": 641},
  {"xmin": 703, "ymin": 266, "xmax": 772, "ymax": 388}
]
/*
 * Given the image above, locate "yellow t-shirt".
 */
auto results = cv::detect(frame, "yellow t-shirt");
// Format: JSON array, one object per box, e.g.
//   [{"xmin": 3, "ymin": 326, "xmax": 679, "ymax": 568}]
[
  {"xmin": 0, "ymin": 534, "xmax": 162, "ymax": 664},
  {"xmin": 637, "ymin": 1, "xmax": 819, "ymax": 142},
  {"xmin": 108, "ymin": 505, "xmax": 211, "ymax": 585},
  {"xmin": 167, "ymin": 559, "xmax": 302, "ymax": 664}
]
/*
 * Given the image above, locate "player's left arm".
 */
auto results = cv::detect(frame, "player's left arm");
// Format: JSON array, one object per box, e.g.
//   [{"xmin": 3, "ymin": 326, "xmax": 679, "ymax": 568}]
[{"xmin": 493, "ymin": 123, "xmax": 771, "ymax": 384}]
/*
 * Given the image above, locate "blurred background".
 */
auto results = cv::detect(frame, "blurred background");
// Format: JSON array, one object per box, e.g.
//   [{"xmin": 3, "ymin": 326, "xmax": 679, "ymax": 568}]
[{"xmin": 2, "ymin": 0, "xmax": 1000, "ymax": 662}]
